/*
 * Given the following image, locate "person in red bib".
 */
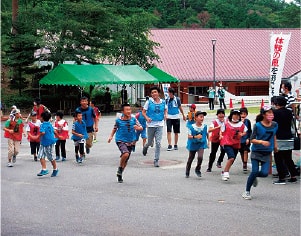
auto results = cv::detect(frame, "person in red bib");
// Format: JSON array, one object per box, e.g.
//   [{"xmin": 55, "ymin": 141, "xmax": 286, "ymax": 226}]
[
  {"xmin": 26, "ymin": 111, "xmax": 41, "ymax": 161},
  {"xmin": 220, "ymin": 109, "xmax": 247, "ymax": 181},
  {"xmin": 3, "ymin": 109, "xmax": 24, "ymax": 167}
]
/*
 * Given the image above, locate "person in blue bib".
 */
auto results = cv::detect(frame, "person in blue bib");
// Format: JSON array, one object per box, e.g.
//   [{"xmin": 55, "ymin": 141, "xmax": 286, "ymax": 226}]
[
  {"xmin": 185, "ymin": 111, "xmax": 208, "ymax": 178},
  {"xmin": 108, "ymin": 104, "xmax": 143, "ymax": 183},
  {"xmin": 75, "ymin": 96, "xmax": 98, "ymax": 155},
  {"xmin": 166, "ymin": 87, "xmax": 186, "ymax": 151},
  {"xmin": 142, "ymin": 86, "xmax": 167, "ymax": 167}
]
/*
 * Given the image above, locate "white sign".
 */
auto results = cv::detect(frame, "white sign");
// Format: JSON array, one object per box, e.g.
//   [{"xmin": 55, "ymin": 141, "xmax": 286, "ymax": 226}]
[{"xmin": 269, "ymin": 33, "xmax": 291, "ymax": 98}]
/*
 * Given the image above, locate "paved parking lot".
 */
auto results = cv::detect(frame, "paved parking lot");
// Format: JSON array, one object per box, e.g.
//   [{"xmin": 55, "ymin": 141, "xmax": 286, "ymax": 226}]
[{"xmin": 1, "ymin": 106, "xmax": 300, "ymax": 236}]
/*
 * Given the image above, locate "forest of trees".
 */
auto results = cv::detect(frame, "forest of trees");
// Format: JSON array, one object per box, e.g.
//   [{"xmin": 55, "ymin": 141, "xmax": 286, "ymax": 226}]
[{"xmin": 1, "ymin": 0, "xmax": 300, "ymax": 101}]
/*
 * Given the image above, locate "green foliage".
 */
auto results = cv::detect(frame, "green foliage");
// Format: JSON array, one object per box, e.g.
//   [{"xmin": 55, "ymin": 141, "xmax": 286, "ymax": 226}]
[{"xmin": 1, "ymin": 94, "xmax": 33, "ymax": 111}]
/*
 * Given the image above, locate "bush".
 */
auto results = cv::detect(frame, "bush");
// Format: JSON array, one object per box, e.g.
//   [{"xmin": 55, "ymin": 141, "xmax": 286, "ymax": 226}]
[{"xmin": 1, "ymin": 94, "xmax": 33, "ymax": 113}]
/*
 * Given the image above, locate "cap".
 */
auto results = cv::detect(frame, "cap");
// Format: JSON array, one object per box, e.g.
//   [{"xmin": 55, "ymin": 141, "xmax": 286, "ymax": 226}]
[
  {"xmin": 195, "ymin": 110, "xmax": 207, "ymax": 116},
  {"xmin": 260, "ymin": 105, "xmax": 272, "ymax": 114},
  {"xmin": 11, "ymin": 105, "xmax": 17, "ymax": 110},
  {"xmin": 189, "ymin": 104, "xmax": 196, "ymax": 109},
  {"xmin": 30, "ymin": 111, "xmax": 37, "ymax": 116},
  {"xmin": 12, "ymin": 109, "xmax": 20, "ymax": 115}
]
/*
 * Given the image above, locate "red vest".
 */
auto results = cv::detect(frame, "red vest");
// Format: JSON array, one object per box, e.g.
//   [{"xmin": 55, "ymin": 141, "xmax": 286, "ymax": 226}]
[
  {"xmin": 27, "ymin": 122, "xmax": 40, "ymax": 142},
  {"xmin": 4, "ymin": 119, "xmax": 24, "ymax": 141},
  {"xmin": 220, "ymin": 121, "xmax": 245, "ymax": 149},
  {"xmin": 33, "ymin": 105, "xmax": 46, "ymax": 120},
  {"xmin": 211, "ymin": 120, "xmax": 221, "ymax": 143},
  {"xmin": 54, "ymin": 120, "xmax": 69, "ymax": 140}
]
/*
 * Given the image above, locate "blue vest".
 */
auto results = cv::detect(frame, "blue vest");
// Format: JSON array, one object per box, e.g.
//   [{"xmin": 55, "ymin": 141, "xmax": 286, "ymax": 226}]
[
  {"xmin": 75, "ymin": 106, "xmax": 95, "ymax": 129},
  {"xmin": 146, "ymin": 99, "xmax": 165, "ymax": 121},
  {"xmin": 115, "ymin": 117, "xmax": 137, "ymax": 143},
  {"xmin": 137, "ymin": 111, "xmax": 146, "ymax": 128},
  {"xmin": 166, "ymin": 97, "xmax": 180, "ymax": 115},
  {"xmin": 71, "ymin": 120, "xmax": 89, "ymax": 141},
  {"xmin": 251, "ymin": 121, "xmax": 278, "ymax": 152},
  {"xmin": 186, "ymin": 124, "xmax": 208, "ymax": 151}
]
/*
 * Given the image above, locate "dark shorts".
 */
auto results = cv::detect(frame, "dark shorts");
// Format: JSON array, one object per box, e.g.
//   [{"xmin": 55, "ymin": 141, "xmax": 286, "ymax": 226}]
[
  {"xmin": 166, "ymin": 119, "xmax": 180, "ymax": 133},
  {"xmin": 239, "ymin": 143, "xmax": 250, "ymax": 154},
  {"xmin": 30, "ymin": 141, "xmax": 40, "ymax": 155},
  {"xmin": 223, "ymin": 145, "xmax": 239, "ymax": 160},
  {"xmin": 116, "ymin": 142, "xmax": 133, "ymax": 156}
]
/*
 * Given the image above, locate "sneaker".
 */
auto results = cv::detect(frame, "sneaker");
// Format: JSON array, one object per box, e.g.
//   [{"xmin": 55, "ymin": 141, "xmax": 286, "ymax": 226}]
[
  {"xmin": 216, "ymin": 162, "xmax": 222, "ymax": 168},
  {"xmin": 12, "ymin": 155, "xmax": 16, "ymax": 163},
  {"xmin": 221, "ymin": 171, "xmax": 230, "ymax": 181},
  {"xmin": 37, "ymin": 169, "xmax": 49, "ymax": 176},
  {"xmin": 154, "ymin": 160, "xmax": 160, "ymax": 167},
  {"xmin": 61, "ymin": 157, "xmax": 66, "ymax": 162},
  {"xmin": 167, "ymin": 145, "xmax": 172, "ymax": 151},
  {"xmin": 93, "ymin": 139, "xmax": 97, "ymax": 143},
  {"xmin": 206, "ymin": 168, "xmax": 212, "ymax": 173},
  {"xmin": 242, "ymin": 191, "xmax": 252, "ymax": 200},
  {"xmin": 142, "ymin": 146, "xmax": 148, "ymax": 156},
  {"xmin": 34, "ymin": 156, "xmax": 38, "ymax": 162},
  {"xmin": 132, "ymin": 145, "xmax": 136, "ymax": 152},
  {"xmin": 185, "ymin": 172, "xmax": 189, "ymax": 178},
  {"xmin": 117, "ymin": 170, "xmax": 123, "ymax": 183},
  {"xmin": 243, "ymin": 167, "xmax": 248, "ymax": 173},
  {"xmin": 75, "ymin": 155, "xmax": 79, "ymax": 163},
  {"xmin": 7, "ymin": 162, "xmax": 13, "ymax": 167},
  {"xmin": 86, "ymin": 147, "xmax": 90, "ymax": 154},
  {"xmin": 273, "ymin": 179, "xmax": 286, "ymax": 185},
  {"xmin": 51, "ymin": 169, "xmax": 59, "ymax": 177},
  {"xmin": 78, "ymin": 157, "xmax": 83, "ymax": 164},
  {"xmin": 55, "ymin": 156, "xmax": 60, "ymax": 161},
  {"xmin": 287, "ymin": 178, "xmax": 297, "ymax": 183},
  {"xmin": 195, "ymin": 170, "xmax": 202, "ymax": 177},
  {"xmin": 174, "ymin": 145, "xmax": 178, "ymax": 150},
  {"xmin": 253, "ymin": 178, "xmax": 258, "ymax": 187}
]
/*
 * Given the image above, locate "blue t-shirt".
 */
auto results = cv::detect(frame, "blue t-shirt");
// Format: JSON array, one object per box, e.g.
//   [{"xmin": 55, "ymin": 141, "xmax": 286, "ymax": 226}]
[
  {"xmin": 186, "ymin": 123, "xmax": 208, "ymax": 151},
  {"xmin": 40, "ymin": 121, "xmax": 57, "ymax": 146},
  {"xmin": 71, "ymin": 120, "xmax": 88, "ymax": 141},
  {"xmin": 75, "ymin": 106, "xmax": 95, "ymax": 131}
]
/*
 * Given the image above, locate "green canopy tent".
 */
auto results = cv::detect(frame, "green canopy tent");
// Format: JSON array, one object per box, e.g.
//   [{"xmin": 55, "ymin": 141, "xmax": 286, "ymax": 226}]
[
  {"xmin": 147, "ymin": 66, "xmax": 179, "ymax": 83},
  {"xmin": 39, "ymin": 64, "xmax": 159, "ymax": 98},
  {"xmin": 39, "ymin": 64, "xmax": 158, "ymax": 86}
]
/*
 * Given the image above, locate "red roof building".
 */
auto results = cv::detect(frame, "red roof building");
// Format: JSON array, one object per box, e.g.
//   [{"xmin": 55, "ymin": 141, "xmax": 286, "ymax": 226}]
[{"xmin": 149, "ymin": 29, "xmax": 301, "ymax": 103}]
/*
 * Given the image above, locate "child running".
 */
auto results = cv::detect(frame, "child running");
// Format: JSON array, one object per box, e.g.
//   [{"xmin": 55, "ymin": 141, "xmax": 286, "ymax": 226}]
[
  {"xmin": 185, "ymin": 111, "xmax": 208, "ymax": 178},
  {"xmin": 220, "ymin": 109, "xmax": 247, "ymax": 181},
  {"xmin": 26, "ymin": 111, "xmax": 41, "ymax": 161},
  {"xmin": 239, "ymin": 107, "xmax": 252, "ymax": 172},
  {"xmin": 108, "ymin": 104, "xmax": 143, "ymax": 183},
  {"xmin": 206, "ymin": 109, "xmax": 226, "ymax": 172},
  {"xmin": 186, "ymin": 104, "xmax": 197, "ymax": 128},
  {"xmin": 242, "ymin": 106, "xmax": 278, "ymax": 200},
  {"xmin": 133, "ymin": 103, "xmax": 147, "ymax": 152},
  {"xmin": 90, "ymin": 100, "xmax": 101, "ymax": 143},
  {"xmin": 54, "ymin": 111, "xmax": 69, "ymax": 161},
  {"xmin": 3, "ymin": 109, "xmax": 24, "ymax": 167},
  {"xmin": 71, "ymin": 111, "xmax": 88, "ymax": 163},
  {"xmin": 36, "ymin": 111, "xmax": 59, "ymax": 177}
]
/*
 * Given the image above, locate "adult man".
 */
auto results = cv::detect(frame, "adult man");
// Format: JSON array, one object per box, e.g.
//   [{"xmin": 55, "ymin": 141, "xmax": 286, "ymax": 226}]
[
  {"xmin": 75, "ymin": 96, "xmax": 98, "ymax": 155},
  {"xmin": 166, "ymin": 87, "xmax": 186, "ymax": 151},
  {"xmin": 142, "ymin": 86, "xmax": 167, "ymax": 167},
  {"xmin": 104, "ymin": 87, "xmax": 111, "ymax": 113},
  {"xmin": 218, "ymin": 86, "xmax": 227, "ymax": 109},
  {"xmin": 280, "ymin": 81, "xmax": 296, "ymax": 115}
]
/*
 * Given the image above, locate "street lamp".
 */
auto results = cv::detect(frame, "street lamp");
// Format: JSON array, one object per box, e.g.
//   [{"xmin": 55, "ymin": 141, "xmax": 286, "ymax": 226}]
[{"xmin": 212, "ymin": 39, "xmax": 217, "ymax": 104}]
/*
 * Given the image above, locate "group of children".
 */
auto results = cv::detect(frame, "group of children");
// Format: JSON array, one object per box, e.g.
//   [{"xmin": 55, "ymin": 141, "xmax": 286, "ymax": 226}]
[
  {"xmin": 3, "ymin": 99, "xmax": 291, "ymax": 201},
  {"xmin": 185, "ymin": 103, "xmax": 280, "ymax": 200},
  {"xmin": 3, "ymin": 102, "xmax": 97, "ymax": 177}
]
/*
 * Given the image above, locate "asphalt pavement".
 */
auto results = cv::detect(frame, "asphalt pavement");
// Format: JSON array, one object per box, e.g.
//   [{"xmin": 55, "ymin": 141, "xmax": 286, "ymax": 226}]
[{"xmin": 1, "ymin": 105, "xmax": 300, "ymax": 236}]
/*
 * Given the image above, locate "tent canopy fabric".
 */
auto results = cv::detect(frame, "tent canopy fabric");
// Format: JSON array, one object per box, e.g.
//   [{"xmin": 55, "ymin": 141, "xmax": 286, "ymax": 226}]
[
  {"xmin": 147, "ymin": 66, "xmax": 179, "ymax": 83},
  {"xmin": 39, "ymin": 64, "xmax": 159, "ymax": 86}
]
